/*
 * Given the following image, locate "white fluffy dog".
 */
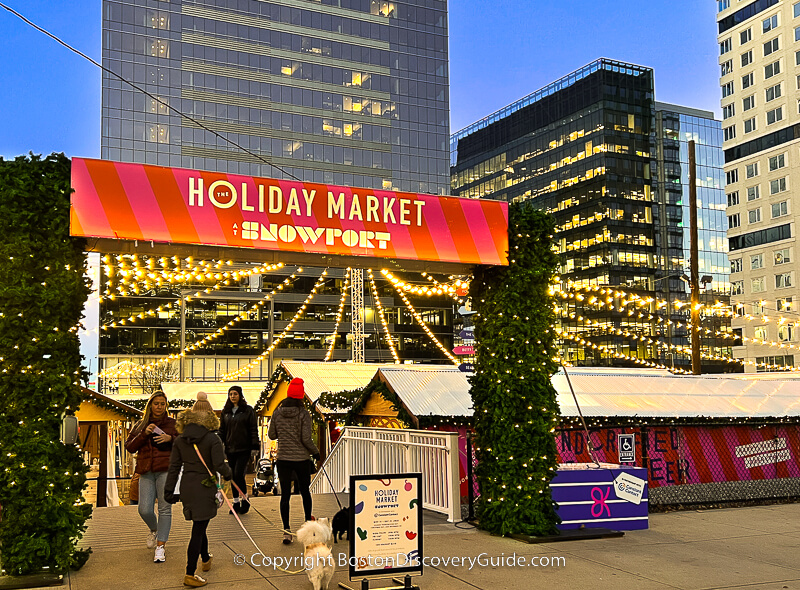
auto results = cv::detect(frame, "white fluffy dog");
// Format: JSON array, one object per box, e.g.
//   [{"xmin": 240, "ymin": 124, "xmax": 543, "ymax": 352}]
[{"xmin": 296, "ymin": 518, "xmax": 334, "ymax": 590}]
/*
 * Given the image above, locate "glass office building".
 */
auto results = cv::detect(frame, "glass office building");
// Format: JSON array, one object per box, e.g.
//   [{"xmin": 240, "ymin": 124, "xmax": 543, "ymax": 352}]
[
  {"xmin": 651, "ymin": 103, "xmax": 732, "ymax": 369},
  {"xmin": 101, "ymin": 0, "xmax": 449, "ymax": 194},
  {"xmin": 98, "ymin": 0, "xmax": 454, "ymax": 387},
  {"xmin": 450, "ymin": 59, "xmax": 732, "ymax": 370}
]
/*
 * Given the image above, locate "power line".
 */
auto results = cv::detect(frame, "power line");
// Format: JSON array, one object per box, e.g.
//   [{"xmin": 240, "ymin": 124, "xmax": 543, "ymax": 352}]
[{"xmin": 0, "ymin": 2, "xmax": 302, "ymax": 181}]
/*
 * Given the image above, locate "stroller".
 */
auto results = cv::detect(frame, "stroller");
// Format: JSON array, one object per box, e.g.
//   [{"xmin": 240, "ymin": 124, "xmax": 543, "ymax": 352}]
[{"xmin": 251, "ymin": 456, "xmax": 277, "ymax": 496}]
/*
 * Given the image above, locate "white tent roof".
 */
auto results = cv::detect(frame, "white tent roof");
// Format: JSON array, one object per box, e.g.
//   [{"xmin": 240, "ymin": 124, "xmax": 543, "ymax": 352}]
[
  {"xmin": 554, "ymin": 368, "xmax": 800, "ymax": 418},
  {"xmin": 279, "ymin": 362, "xmax": 404, "ymax": 412},
  {"xmin": 376, "ymin": 366, "xmax": 473, "ymax": 417}
]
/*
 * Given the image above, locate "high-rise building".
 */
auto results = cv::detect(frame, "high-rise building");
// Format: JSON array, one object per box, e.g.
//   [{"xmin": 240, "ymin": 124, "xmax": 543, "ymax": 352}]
[
  {"xmin": 98, "ymin": 0, "xmax": 454, "ymax": 388},
  {"xmin": 717, "ymin": 0, "xmax": 799, "ymax": 372},
  {"xmin": 450, "ymin": 59, "xmax": 732, "ymax": 371}
]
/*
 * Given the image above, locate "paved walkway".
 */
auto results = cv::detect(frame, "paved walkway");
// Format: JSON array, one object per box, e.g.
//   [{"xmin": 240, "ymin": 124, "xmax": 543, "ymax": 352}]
[{"xmin": 49, "ymin": 496, "xmax": 800, "ymax": 589}]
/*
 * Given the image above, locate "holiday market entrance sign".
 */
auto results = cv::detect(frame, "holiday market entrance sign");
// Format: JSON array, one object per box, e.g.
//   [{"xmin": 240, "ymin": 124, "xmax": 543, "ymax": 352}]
[
  {"xmin": 348, "ymin": 473, "xmax": 423, "ymax": 582},
  {"xmin": 70, "ymin": 158, "xmax": 508, "ymax": 266}
]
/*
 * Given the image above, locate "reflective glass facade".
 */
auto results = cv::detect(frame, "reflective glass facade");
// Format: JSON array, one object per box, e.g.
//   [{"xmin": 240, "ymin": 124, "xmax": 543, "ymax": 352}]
[
  {"xmin": 651, "ymin": 104, "xmax": 732, "ymax": 368},
  {"xmin": 450, "ymin": 60, "xmax": 732, "ymax": 371},
  {"xmin": 101, "ymin": 0, "xmax": 450, "ymax": 194},
  {"xmin": 98, "ymin": 0, "xmax": 454, "ymax": 387}
]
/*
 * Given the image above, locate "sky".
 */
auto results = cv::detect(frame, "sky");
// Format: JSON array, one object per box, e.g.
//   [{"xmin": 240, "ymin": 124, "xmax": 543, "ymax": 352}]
[{"xmin": 0, "ymin": 0, "xmax": 722, "ymax": 160}]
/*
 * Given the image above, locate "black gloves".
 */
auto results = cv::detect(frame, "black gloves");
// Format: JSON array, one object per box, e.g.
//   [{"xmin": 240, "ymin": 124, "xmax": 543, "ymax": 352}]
[
  {"xmin": 164, "ymin": 489, "xmax": 180, "ymax": 504},
  {"xmin": 312, "ymin": 453, "xmax": 321, "ymax": 462}
]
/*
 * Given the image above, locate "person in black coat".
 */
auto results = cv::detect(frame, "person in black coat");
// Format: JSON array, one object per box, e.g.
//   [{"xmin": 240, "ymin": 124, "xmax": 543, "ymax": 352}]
[
  {"xmin": 218, "ymin": 385, "xmax": 260, "ymax": 514},
  {"xmin": 165, "ymin": 392, "xmax": 232, "ymax": 588}
]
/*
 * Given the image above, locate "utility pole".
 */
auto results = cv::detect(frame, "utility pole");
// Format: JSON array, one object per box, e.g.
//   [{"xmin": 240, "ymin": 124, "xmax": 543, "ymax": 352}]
[{"xmin": 688, "ymin": 140, "xmax": 701, "ymax": 375}]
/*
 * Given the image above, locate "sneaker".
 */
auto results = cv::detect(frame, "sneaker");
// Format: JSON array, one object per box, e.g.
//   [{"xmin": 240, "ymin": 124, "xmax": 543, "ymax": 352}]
[
  {"xmin": 154, "ymin": 545, "xmax": 166, "ymax": 563},
  {"xmin": 201, "ymin": 554, "xmax": 213, "ymax": 572},
  {"xmin": 183, "ymin": 574, "xmax": 207, "ymax": 587},
  {"xmin": 146, "ymin": 530, "xmax": 157, "ymax": 549}
]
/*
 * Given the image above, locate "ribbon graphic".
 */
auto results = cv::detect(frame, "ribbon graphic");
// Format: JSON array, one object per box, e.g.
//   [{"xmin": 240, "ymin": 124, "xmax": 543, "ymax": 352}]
[{"xmin": 590, "ymin": 486, "xmax": 611, "ymax": 518}]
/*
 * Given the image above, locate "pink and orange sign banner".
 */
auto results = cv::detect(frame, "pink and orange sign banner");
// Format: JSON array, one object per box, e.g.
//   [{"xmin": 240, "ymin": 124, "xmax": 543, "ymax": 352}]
[{"xmin": 70, "ymin": 158, "xmax": 508, "ymax": 266}]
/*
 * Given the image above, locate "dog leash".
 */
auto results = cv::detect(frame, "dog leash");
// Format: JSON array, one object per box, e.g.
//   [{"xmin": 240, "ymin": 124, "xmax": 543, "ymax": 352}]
[
  {"xmin": 190, "ymin": 443, "xmax": 301, "ymax": 572},
  {"xmin": 318, "ymin": 461, "xmax": 343, "ymax": 511}
]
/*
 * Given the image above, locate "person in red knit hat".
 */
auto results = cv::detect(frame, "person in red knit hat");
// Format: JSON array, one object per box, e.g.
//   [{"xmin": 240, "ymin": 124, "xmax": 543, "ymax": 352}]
[{"xmin": 268, "ymin": 377, "xmax": 320, "ymax": 544}]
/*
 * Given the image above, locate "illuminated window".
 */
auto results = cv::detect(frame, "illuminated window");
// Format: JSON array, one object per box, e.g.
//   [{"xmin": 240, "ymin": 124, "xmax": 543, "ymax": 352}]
[
  {"xmin": 731, "ymin": 280, "xmax": 744, "ymax": 295},
  {"xmin": 774, "ymin": 248, "xmax": 791, "ymax": 265},
  {"xmin": 730, "ymin": 258, "xmax": 743, "ymax": 273},
  {"xmin": 754, "ymin": 326, "xmax": 767, "ymax": 340},
  {"xmin": 148, "ymin": 39, "xmax": 169, "ymax": 58},
  {"xmin": 149, "ymin": 97, "xmax": 169, "ymax": 115},
  {"xmin": 778, "ymin": 325, "xmax": 794, "ymax": 342},
  {"xmin": 752, "ymin": 277, "xmax": 766, "ymax": 293},
  {"xmin": 777, "ymin": 296, "xmax": 793, "ymax": 312},
  {"xmin": 147, "ymin": 124, "xmax": 169, "ymax": 144}
]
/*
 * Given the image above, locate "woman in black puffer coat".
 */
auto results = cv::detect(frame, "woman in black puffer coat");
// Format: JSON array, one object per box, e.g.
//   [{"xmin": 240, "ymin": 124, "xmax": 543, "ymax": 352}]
[
  {"xmin": 165, "ymin": 392, "xmax": 232, "ymax": 588},
  {"xmin": 219, "ymin": 385, "xmax": 260, "ymax": 514}
]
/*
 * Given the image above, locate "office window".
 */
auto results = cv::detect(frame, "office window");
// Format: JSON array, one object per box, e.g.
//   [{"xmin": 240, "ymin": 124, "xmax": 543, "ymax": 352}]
[
  {"xmin": 778, "ymin": 325, "xmax": 794, "ymax": 342},
  {"xmin": 747, "ymin": 185, "xmax": 760, "ymax": 200},
  {"xmin": 742, "ymin": 50, "xmax": 754, "ymax": 66},
  {"xmin": 722, "ymin": 81, "xmax": 734, "ymax": 97},
  {"xmin": 746, "ymin": 162, "xmax": 759, "ymax": 178},
  {"xmin": 731, "ymin": 280, "xmax": 744, "ymax": 295},
  {"xmin": 728, "ymin": 213, "xmax": 741, "ymax": 228},
  {"xmin": 751, "ymin": 253, "xmax": 764, "ymax": 269},
  {"xmin": 753, "ymin": 301, "xmax": 765, "ymax": 315},
  {"xmin": 765, "ymin": 60, "xmax": 781, "ymax": 79},
  {"xmin": 722, "ymin": 103, "xmax": 735, "ymax": 119},
  {"xmin": 772, "ymin": 200, "xmax": 789, "ymax": 218},
  {"xmin": 719, "ymin": 0, "xmax": 730, "ymax": 10},
  {"xmin": 721, "ymin": 60, "xmax": 733, "ymax": 76},
  {"xmin": 774, "ymin": 247, "xmax": 791, "ymax": 265},
  {"xmin": 744, "ymin": 117, "xmax": 756, "ymax": 133},
  {"xmin": 796, "ymin": 26, "xmax": 800, "ymax": 41},
  {"xmin": 731, "ymin": 258, "xmax": 743, "ymax": 273},
  {"xmin": 795, "ymin": 1, "xmax": 800, "ymax": 17},
  {"xmin": 777, "ymin": 296, "xmax": 793, "ymax": 312},
  {"xmin": 768, "ymin": 153, "xmax": 785, "ymax": 170},
  {"xmin": 776, "ymin": 272, "xmax": 793, "ymax": 288},
  {"xmin": 727, "ymin": 191, "xmax": 740, "ymax": 206},
  {"xmin": 741, "ymin": 28, "xmax": 752, "ymax": 44},
  {"xmin": 755, "ymin": 326, "xmax": 768, "ymax": 341},
  {"xmin": 722, "ymin": 104, "xmax": 735, "ymax": 119},
  {"xmin": 797, "ymin": 49, "xmax": 800, "ymax": 65},
  {"xmin": 724, "ymin": 125, "xmax": 736, "ymax": 141},
  {"xmin": 752, "ymin": 277, "xmax": 767, "ymax": 293},
  {"xmin": 742, "ymin": 72, "xmax": 754, "ymax": 89},
  {"xmin": 764, "ymin": 37, "xmax": 780, "ymax": 56},
  {"xmin": 756, "ymin": 355, "xmax": 795, "ymax": 371},
  {"xmin": 720, "ymin": 38, "xmax": 732, "ymax": 55},
  {"xmin": 770, "ymin": 177, "xmax": 787, "ymax": 194},
  {"xmin": 766, "ymin": 106, "xmax": 783, "ymax": 125},
  {"xmin": 748, "ymin": 208, "xmax": 762, "ymax": 223},
  {"xmin": 726, "ymin": 169, "xmax": 739, "ymax": 184},
  {"xmin": 743, "ymin": 94, "xmax": 756, "ymax": 111},
  {"xmin": 763, "ymin": 14, "xmax": 778, "ymax": 32},
  {"xmin": 765, "ymin": 83, "xmax": 782, "ymax": 101}
]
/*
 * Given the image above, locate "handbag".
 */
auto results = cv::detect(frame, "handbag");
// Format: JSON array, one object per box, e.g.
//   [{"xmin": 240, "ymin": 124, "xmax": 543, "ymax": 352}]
[{"xmin": 193, "ymin": 444, "xmax": 225, "ymax": 509}]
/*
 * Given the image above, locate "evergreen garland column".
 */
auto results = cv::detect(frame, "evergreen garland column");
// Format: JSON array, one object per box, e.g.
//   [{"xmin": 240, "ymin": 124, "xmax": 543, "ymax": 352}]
[
  {"xmin": 469, "ymin": 203, "xmax": 561, "ymax": 536},
  {"xmin": 0, "ymin": 154, "xmax": 92, "ymax": 574}
]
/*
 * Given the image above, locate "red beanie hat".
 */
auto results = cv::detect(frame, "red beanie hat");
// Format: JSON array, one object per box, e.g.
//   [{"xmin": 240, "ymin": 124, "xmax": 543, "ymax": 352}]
[{"xmin": 287, "ymin": 378, "xmax": 305, "ymax": 399}]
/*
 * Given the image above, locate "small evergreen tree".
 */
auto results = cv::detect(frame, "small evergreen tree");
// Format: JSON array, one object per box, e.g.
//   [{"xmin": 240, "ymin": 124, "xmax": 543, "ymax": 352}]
[
  {"xmin": 469, "ymin": 203, "xmax": 561, "ymax": 536},
  {"xmin": 0, "ymin": 154, "xmax": 92, "ymax": 574}
]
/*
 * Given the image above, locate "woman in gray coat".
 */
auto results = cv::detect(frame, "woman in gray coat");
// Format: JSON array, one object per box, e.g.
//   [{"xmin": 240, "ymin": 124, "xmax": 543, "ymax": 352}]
[
  {"xmin": 165, "ymin": 392, "xmax": 232, "ymax": 588},
  {"xmin": 268, "ymin": 377, "xmax": 320, "ymax": 544}
]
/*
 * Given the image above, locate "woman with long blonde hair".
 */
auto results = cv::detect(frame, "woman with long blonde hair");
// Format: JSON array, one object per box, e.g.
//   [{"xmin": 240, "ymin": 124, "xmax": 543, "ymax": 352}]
[{"xmin": 125, "ymin": 390, "xmax": 178, "ymax": 563}]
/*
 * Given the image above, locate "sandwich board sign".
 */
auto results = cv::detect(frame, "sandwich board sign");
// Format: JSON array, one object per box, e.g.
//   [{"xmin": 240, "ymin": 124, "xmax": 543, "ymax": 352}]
[
  {"xmin": 345, "ymin": 473, "xmax": 422, "ymax": 589},
  {"xmin": 618, "ymin": 434, "xmax": 636, "ymax": 463}
]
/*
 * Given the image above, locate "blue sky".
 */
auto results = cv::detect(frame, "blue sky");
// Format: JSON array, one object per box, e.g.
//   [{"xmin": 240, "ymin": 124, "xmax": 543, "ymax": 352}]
[{"xmin": 0, "ymin": 0, "xmax": 721, "ymax": 160}]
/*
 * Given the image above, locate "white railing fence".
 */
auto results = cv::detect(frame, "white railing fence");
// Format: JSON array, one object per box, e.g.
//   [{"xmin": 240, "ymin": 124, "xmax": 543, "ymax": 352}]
[{"xmin": 311, "ymin": 426, "xmax": 461, "ymax": 522}]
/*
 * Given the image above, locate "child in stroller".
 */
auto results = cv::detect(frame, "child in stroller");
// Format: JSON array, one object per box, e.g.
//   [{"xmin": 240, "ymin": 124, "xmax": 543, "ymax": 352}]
[{"xmin": 251, "ymin": 455, "xmax": 277, "ymax": 496}]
